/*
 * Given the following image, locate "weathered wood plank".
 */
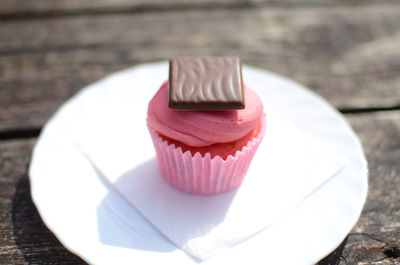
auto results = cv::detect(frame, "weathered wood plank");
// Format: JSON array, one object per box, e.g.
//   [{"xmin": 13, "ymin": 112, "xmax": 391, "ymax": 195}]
[
  {"xmin": 340, "ymin": 111, "xmax": 400, "ymax": 264},
  {"xmin": 1, "ymin": 5, "xmax": 399, "ymax": 132},
  {"xmin": 0, "ymin": 111, "xmax": 399, "ymax": 264},
  {"xmin": 0, "ymin": 0, "xmax": 252, "ymax": 16},
  {"xmin": 3, "ymin": 5, "xmax": 400, "ymax": 54},
  {"xmin": 0, "ymin": 0, "xmax": 391, "ymax": 17}
]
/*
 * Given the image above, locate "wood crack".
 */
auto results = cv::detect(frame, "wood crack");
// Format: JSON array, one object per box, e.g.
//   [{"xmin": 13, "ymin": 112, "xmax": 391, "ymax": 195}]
[
  {"xmin": 0, "ymin": 2, "xmax": 255, "ymax": 22},
  {"xmin": 0, "ymin": 128, "xmax": 41, "ymax": 141},
  {"xmin": 339, "ymin": 105, "xmax": 400, "ymax": 114},
  {"xmin": 0, "ymin": 1, "xmax": 399, "ymax": 22}
]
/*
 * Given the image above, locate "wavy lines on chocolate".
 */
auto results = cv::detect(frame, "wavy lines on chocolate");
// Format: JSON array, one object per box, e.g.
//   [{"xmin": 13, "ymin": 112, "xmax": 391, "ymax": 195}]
[{"xmin": 169, "ymin": 56, "xmax": 244, "ymax": 110}]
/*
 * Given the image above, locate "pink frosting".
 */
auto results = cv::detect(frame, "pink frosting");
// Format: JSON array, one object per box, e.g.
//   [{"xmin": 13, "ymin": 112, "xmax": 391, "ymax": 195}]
[{"xmin": 147, "ymin": 80, "xmax": 264, "ymax": 147}]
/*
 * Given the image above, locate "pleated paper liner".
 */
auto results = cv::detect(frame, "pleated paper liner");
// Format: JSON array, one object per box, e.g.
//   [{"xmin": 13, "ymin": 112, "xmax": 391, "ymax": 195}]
[{"xmin": 148, "ymin": 116, "xmax": 266, "ymax": 195}]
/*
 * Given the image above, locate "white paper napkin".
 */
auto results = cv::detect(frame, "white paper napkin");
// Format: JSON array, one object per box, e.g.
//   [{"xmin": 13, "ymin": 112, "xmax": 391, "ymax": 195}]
[{"xmin": 76, "ymin": 109, "xmax": 346, "ymax": 261}]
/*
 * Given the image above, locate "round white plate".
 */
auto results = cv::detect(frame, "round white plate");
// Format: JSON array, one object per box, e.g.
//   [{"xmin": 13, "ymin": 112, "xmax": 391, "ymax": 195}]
[{"xmin": 29, "ymin": 61, "xmax": 368, "ymax": 265}]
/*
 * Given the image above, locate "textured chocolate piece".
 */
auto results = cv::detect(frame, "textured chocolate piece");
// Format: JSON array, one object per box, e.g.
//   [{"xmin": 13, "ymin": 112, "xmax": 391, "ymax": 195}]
[{"xmin": 168, "ymin": 56, "xmax": 244, "ymax": 110}]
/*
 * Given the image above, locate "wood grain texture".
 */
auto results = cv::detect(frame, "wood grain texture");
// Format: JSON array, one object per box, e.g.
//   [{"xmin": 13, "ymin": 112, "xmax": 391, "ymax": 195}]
[
  {"xmin": 340, "ymin": 111, "xmax": 400, "ymax": 264},
  {"xmin": 1, "ymin": 4, "xmax": 400, "ymax": 132},
  {"xmin": 0, "ymin": 0, "xmax": 390, "ymax": 17},
  {"xmin": 0, "ymin": 111, "xmax": 399, "ymax": 264},
  {"xmin": 0, "ymin": 0, "xmax": 260, "ymax": 16}
]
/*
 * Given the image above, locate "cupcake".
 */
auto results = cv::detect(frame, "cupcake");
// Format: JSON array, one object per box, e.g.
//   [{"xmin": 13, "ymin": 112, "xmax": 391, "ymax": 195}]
[{"xmin": 147, "ymin": 56, "xmax": 266, "ymax": 195}]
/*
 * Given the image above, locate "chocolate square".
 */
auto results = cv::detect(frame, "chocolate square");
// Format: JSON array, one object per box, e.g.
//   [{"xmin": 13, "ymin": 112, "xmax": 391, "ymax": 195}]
[{"xmin": 168, "ymin": 56, "xmax": 244, "ymax": 110}]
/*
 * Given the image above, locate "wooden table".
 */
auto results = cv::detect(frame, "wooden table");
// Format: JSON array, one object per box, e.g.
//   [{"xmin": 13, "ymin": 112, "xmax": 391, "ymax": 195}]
[{"xmin": 1, "ymin": 1, "xmax": 400, "ymax": 264}]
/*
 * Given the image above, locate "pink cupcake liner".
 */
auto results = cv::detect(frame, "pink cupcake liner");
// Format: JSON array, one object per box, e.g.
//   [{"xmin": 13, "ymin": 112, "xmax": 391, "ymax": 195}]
[{"xmin": 148, "ymin": 116, "xmax": 266, "ymax": 195}]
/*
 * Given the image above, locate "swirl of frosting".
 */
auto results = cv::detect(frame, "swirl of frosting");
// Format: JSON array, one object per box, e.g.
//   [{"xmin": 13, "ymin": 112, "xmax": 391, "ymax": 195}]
[{"xmin": 147, "ymin": 80, "xmax": 263, "ymax": 147}]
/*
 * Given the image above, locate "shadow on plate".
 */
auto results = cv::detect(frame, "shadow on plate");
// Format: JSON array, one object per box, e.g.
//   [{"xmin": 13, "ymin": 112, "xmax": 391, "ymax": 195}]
[
  {"xmin": 96, "ymin": 158, "xmax": 237, "ymax": 258},
  {"xmin": 96, "ymin": 159, "xmax": 177, "ymax": 252},
  {"xmin": 95, "ymin": 157, "xmax": 347, "ymax": 264}
]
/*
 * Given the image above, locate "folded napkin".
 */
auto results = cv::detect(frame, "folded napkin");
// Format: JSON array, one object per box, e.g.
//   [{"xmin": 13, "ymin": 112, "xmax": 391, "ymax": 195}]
[{"xmin": 76, "ymin": 109, "xmax": 346, "ymax": 260}]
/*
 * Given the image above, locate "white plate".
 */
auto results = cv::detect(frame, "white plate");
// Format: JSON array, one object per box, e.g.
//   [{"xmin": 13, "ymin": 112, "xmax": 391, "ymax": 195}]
[{"xmin": 29, "ymin": 61, "xmax": 368, "ymax": 265}]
